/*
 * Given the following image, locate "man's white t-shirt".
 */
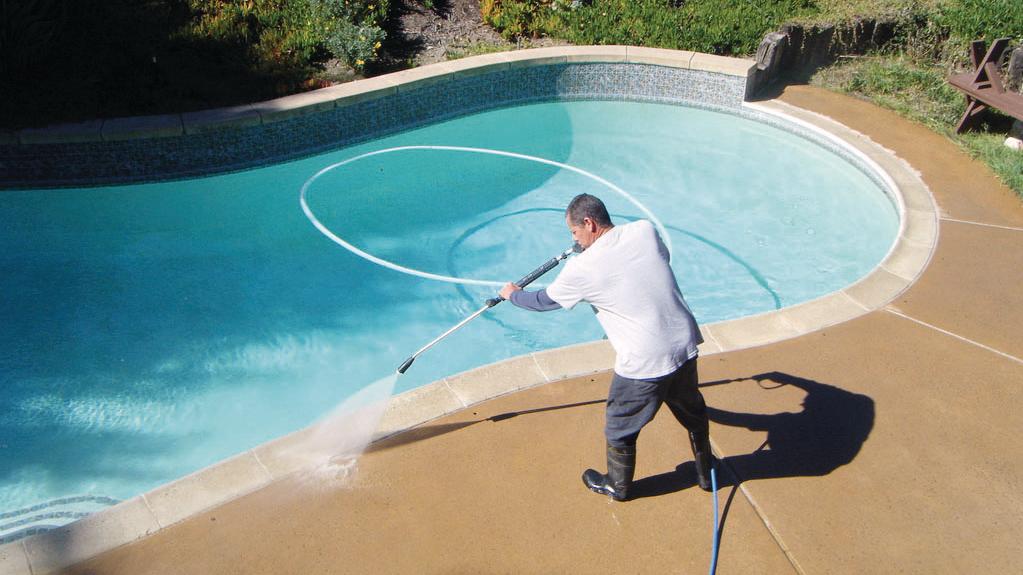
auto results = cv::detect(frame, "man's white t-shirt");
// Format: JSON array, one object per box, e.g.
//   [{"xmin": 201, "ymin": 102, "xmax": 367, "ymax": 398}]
[{"xmin": 545, "ymin": 219, "xmax": 702, "ymax": 379}]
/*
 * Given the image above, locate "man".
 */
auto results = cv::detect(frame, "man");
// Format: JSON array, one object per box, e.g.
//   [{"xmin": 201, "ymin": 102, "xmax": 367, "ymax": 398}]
[{"xmin": 499, "ymin": 193, "xmax": 713, "ymax": 501}]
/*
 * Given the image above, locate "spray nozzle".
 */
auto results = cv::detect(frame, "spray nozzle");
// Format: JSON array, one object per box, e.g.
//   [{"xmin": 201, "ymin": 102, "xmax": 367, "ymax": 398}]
[{"xmin": 560, "ymin": 242, "xmax": 583, "ymax": 260}]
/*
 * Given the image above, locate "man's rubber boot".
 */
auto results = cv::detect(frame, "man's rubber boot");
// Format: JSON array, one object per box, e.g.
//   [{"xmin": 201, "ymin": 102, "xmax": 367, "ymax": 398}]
[
  {"xmin": 689, "ymin": 431, "xmax": 715, "ymax": 492},
  {"xmin": 582, "ymin": 443, "xmax": 636, "ymax": 501}
]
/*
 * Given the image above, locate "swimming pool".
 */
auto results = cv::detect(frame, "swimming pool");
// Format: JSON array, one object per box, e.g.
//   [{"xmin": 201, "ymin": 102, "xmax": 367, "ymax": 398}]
[{"xmin": 0, "ymin": 98, "xmax": 898, "ymax": 542}]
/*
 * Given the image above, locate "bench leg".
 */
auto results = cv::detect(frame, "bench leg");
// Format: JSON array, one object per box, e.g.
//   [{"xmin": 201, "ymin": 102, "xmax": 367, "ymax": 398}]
[{"xmin": 955, "ymin": 95, "xmax": 989, "ymax": 133}]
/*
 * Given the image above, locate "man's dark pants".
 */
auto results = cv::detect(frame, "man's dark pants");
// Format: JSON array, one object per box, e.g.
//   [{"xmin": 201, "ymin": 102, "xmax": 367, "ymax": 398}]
[{"xmin": 604, "ymin": 357, "xmax": 708, "ymax": 448}]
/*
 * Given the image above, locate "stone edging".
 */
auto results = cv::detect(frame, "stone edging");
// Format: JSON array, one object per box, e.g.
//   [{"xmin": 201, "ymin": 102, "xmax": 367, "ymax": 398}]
[{"xmin": 0, "ymin": 47, "xmax": 938, "ymax": 575}]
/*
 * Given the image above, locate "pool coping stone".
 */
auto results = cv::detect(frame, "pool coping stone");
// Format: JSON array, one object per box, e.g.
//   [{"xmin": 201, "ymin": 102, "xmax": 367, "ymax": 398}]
[
  {"xmin": 181, "ymin": 104, "xmax": 263, "ymax": 135},
  {"xmin": 20, "ymin": 496, "xmax": 159, "ymax": 575},
  {"xmin": 101, "ymin": 114, "xmax": 185, "ymax": 141},
  {"xmin": 0, "ymin": 48, "xmax": 937, "ymax": 575},
  {"xmin": 17, "ymin": 120, "xmax": 105, "ymax": 145}
]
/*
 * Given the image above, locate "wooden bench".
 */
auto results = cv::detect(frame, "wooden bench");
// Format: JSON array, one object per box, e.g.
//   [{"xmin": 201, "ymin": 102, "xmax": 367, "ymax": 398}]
[{"xmin": 949, "ymin": 38, "xmax": 1023, "ymax": 133}]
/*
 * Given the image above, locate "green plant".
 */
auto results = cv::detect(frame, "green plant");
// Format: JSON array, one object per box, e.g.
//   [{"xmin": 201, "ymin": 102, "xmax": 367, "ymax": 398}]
[
  {"xmin": 674, "ymin": 0, "xmax": 818, "ymax": 54},
  {"xmin": 185, "ymin": 0, "xmax": 388, "ymax": 72},
  {"xmin": 959, "ymin": 134, "xmax": 1023, "ymax": 196},
  {"xmin": 482, "ymin": 0, "xmax": 558, "ymax": 40},
  {"xmin": 314, "ymin": 0, "xmax": 388, "ymax": 71},
  {"xmin": 846, "ymin": 57, "xmax": 961, "ymax": 128},
  {"xmin": 811, "ymin": 54, "xmax": 1023, "ymax": 198},
  {"xmin": 0, "ymin": 0, "xmax": 67, "ymax": 79},
  {"xmin": 484, "ymin": 0, "xmax": 818, "ymax": 56},
  {"xmin": 936, "ymin": 0, "xmax": 1023, "ymax": 46}
]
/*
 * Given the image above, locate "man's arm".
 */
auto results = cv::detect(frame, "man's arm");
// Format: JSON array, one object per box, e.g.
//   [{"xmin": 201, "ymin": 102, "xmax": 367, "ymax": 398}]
[{"xmin": 500, "ymin": 283, "xmax": 563, "ymax": 312}]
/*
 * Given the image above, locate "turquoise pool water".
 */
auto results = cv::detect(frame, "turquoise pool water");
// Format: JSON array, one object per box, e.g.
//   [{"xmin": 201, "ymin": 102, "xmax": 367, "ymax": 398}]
[{"xmin": 0, "ymin": 100, "xmax": 898, "ymax": 539}]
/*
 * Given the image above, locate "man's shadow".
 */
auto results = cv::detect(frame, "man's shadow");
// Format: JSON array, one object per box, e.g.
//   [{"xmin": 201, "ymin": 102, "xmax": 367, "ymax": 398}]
[{"xmin": 632, "ymin": 371, "xmax": 875, "ymax": 497}]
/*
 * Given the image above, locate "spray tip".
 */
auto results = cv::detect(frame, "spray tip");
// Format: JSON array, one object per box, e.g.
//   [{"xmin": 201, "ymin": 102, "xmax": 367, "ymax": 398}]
[{"xmin": 397, "ymin": 357, "xmax": 415, "ymax": 374}]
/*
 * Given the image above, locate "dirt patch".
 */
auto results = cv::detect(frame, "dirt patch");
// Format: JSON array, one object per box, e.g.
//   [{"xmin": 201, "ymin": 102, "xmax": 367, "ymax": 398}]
[{"xmin": 368, "ymin": 0, "xmax": 566, "ymax": 74}]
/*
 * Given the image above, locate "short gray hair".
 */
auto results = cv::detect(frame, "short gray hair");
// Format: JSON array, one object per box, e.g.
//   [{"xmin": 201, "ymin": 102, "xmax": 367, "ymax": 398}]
[{"xmin": 566, "ymin": 194, "xmax": 612, "ymax": 227}]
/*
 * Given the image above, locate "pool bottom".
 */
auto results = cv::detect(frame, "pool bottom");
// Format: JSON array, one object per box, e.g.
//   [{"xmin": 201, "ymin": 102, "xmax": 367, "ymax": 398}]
[
  {"xmin": 0, "ymin": 53, "xmax": 943, "ymax": 575},
  {"xmin": 0, "ymin": 96, "xmax": 937, "ymax": 572}
]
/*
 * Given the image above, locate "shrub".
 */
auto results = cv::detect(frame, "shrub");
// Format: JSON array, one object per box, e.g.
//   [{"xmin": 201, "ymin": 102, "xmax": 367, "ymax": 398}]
[
  {"xmin": 314, "ymin": 0, "xmax": 388, "ymax": 71},
  {"xmin": 484, "ymin": 0, "xmax": 818, "ymax": 56},
  {"xmin": 0, "ymin": 0, "xmax": 68, "ymax": 79},
  {"xmin": 187, "ymin": 0, "xmax": 388, "ymax": 72},
  {"xmin": 482, "ymin": 0, "xmax": 559, "ymax": 40}
]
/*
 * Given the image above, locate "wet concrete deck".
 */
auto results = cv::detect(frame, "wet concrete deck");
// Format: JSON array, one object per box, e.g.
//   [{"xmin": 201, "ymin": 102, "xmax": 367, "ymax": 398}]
[{"xmin": 59, "ymin": 85, "xmax": 1023, "ymax": 574}]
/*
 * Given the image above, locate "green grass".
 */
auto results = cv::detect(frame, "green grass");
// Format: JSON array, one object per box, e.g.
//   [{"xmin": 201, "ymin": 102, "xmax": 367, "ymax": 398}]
[
  {"xmin": 962, "ymin": 136, "xmax": 1023, "ymax": 196},
  {"xmin": 811, "ymin": 55, "xmax": 1023, "ymax": 198}
]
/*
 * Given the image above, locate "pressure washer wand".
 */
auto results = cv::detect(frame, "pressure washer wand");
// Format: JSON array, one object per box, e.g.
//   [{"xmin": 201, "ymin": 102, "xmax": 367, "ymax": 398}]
[{"xmin": 397, "ymin": 244, "xmax": 580, "ymax": 374}]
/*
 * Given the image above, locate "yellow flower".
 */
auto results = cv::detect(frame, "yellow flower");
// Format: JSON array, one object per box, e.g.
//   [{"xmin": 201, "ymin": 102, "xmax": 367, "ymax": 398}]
[
  {"xmin": 356, "ymin": 59, "xmax": 365, "ymax": 66},
  {"xmin": 374, "ymin": 41, "xmax": 382, "ymax": 49}
]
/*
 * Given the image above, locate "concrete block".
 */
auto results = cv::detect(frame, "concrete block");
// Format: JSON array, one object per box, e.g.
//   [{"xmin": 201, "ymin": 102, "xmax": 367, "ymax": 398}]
[
  {"xmin": 531, "ymin": 340, "xmax": 615, "ymax": 381},
  {"xmin": 500, "ymin": 47, "xmax": 568, "ymax": 68},
  {"xmin": 250, "ymin": 427, "xmax": 321, "ymax": 480},
  {"xmin": 697, "ymin": 330, "xmax": 723, "ymax": 356},
  {"xmin": 389, "ymin": 62, "xmax": 458, "ymax": 92},
  {"xmin": 445, "ymin": 355, "xmax": 547, "ymax": 407},
  {"xmin": 703, "ymin": 312, "xmax": 801, "ymax": 352},
  {"xmin": 253, "ymin": 89, "xmax": 341, "ymax": 123},
  {"xmin": 143, "ymin": 451, "xmax": 271, "ymax": 528},
  {"xmin": 181, "ymin": 104, "xmax": 261, "ymax": 134},
  {"xmin": 880, "ymin": 238, "xmax": 934, "ymax": 283},
  {"xmin": 23, "ymin": 497, "xmax": 159, "ymax": 574},
  {"xmin": 0, "ymin": 129, "xmax": 20, "ymax": 145},
  {"xmin": 777, "ymin": 292, "xmax": 868, "ymax": 332},
  {"xmin": 102, "ymin": 114, "xmax": 183, "ymax": 141},
  {"xmin": 626, "ymin": 46, "xmax": 695, "ymax": 68},
  {"xmin": 558, "ymin": 45, "xmax": 628, "ymax": 63},
  {"xmin": 441, "ymin": 52, "xmax": 511, "ymax": 78},
  {"xmin": 324, "ymin": 76, "xmax": 399, "ymax": 109},
  {"xmin": 18, "ymin": 120, "xmax": 104, "ymax": 144},
  {"xmin": 375, "ymin": 381, "xmax": 466, "ymax": 438},
  {"xmin": 689, "ymin": 53, "xmax": 756, "ymax": 77},
  {"xmin": 0, "ymin": 542, "xmax": 31, "ymax": 575},
  {"xmin": 902, "ymin": 208, "xmax": 938, "ymax": 245},
  {"xmin": 844, "ymin": 267, "xmax": 912, "ymax": 310}
]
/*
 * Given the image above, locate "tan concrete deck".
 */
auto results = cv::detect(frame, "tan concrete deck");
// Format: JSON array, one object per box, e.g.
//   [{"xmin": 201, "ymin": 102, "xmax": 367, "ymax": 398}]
[{"xmin": 48, "ymin": 85, "xmax": 1023, "ymax": 573}]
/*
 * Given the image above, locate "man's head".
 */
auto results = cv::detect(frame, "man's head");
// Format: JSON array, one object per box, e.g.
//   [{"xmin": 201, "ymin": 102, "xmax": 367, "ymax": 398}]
[{"xmin": 565, "ymin": 193, "xmax": 613, "ymax": 249}]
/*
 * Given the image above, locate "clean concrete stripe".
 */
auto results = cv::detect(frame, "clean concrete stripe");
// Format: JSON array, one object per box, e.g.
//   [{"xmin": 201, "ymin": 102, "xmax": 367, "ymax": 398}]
[
  {"xmin": 940, "ymin": 218, "xmax": 1023, "ymax": 232},
  {"xmin": 839, "ymin": 289, "xmax": 872, "ymax": 312},
  {"xmin": 442, "ymin": 378, "xmax": 468, "ymax": 408},
  {"xmin": 886, "ymin": 309, "xmax": 1023, "ymax": 365},
  {"xmin": 530, "ymin": 354, "xmax": 553, "ymax": 383},
  {"xmin": 250, "ymin": 450, "xmax": 273, "ymax": 478}
]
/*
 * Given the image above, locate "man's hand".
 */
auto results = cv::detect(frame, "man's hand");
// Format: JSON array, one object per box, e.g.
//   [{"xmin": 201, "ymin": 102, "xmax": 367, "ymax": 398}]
[{"xmin": 499, "ymin": 282, "xmax": 521, "ymax": 301}]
